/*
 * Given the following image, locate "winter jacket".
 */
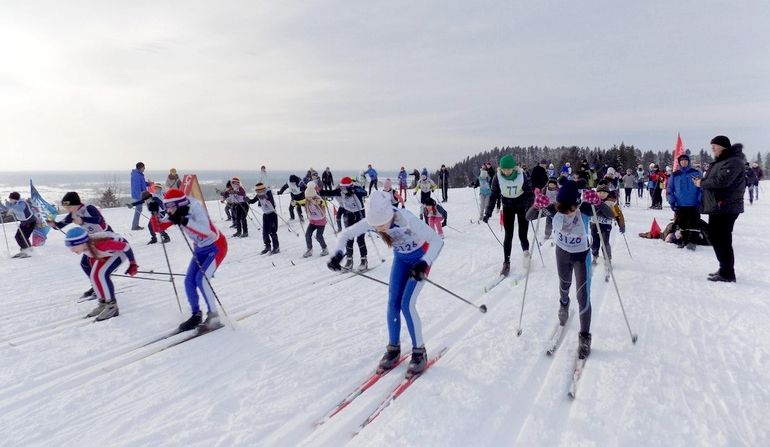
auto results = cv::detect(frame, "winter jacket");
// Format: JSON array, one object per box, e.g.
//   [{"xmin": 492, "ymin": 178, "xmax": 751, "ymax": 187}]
[
  {"xmin": 165, "ymin": 174, "xmax": 181, "ymax": 189},
  {"xmin": 745, "ymin": 166, "xmax": 758, "ymax": 186},
  {"xmin": 277, "ymin": 175, "xmax": 307, "ymax": 202},
  {"xmin": 398, "ymin": 170, "xmax": 408, "ymax": 186},
  {"xmin": 753, "ymin": 167, "xmax": 764, "ymax": 181},
  {"xmin": 322, "ymin": 170, "xmax": 334, "ymax": 185},
  {"xmin": 130, "ymin": 169, "xmax": 149, "ymax": 200},
  {"xmin": 0, "ymin": 200, "xmax": 35, "ymax": 223},
  {"xmin": 484, "ymin": 168, "xmax": 533, "ymax": 218},
  {"xmin": 438, "ymin": 169, "xmax": 450, "ymax": 187},
  {"xmin": 667, "ymin": 166, "xmax": 702, "ymax": 208},
  {"xmin": 365, "ymin": 167, "xmax": 378, "ymax": 181},
  {"xmin": 530, "ymin": 165, "xmax": 548, "ymax": 190},
  {"xmin": 622, "ymin": 174, "xmax": 636, "ymax": 189},
  {"xmin": 54, "ymin": 204, "xmax": 112, "ymax": 234},
  {"xmin": 700, "ymin": 145, "xmax": 746, "ymax": 215},
  {"xmin": 248, "ymin": 190, "xmax": 277, "ymax": 214}
]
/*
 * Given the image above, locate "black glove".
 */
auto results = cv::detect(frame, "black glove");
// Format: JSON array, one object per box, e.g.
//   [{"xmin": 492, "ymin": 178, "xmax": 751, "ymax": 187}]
[
  {"xmin": 327, "ymin": 252, "xmax": 344, "ymax": 271},
  {"xmin": 441, "ymin": 220, "xmax": 447, "ymax": 227},
  {"xmin": 147, "ymin": 201, "xmax": 160, "ymax": 213},
  {"xmin": 410, "ymin": 260, "xmax": 429, "ymax": 281},
  {"xmin": 482, "ymin": 215, "xmax": 489, "ymax": 223},
  {"xmin": 167, "ymin": 212, "xmax": 188, "ymax": 226}
]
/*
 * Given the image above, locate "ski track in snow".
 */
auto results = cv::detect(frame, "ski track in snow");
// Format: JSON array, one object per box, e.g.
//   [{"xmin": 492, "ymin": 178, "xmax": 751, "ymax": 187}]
[{"xmin": 1, "ymin": 185, "xmax": 769, "ymax": 446}]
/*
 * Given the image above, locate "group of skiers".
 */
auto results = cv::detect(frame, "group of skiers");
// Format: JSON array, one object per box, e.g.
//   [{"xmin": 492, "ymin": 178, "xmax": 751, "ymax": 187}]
[{"xmin": 2, "ymin": 134, "xmax": 756, "ymax": 377}]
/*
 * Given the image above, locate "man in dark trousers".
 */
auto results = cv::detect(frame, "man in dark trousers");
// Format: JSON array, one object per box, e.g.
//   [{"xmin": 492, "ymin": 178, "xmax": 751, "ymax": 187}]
[
  {"xmin": 694, "ymin": 135, "xmax": 745, "ymax": 282},
  {"xmin": 530, "ymin": 159, "xmax": 549, "ymax": 191},
  {"xmin": 438, "ymin": 165, "xmax": 450, "ymax": 202}
]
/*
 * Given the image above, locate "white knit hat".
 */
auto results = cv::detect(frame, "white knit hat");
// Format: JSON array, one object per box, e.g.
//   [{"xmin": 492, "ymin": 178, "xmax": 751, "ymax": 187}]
[
  {"xmin": 304, "ymin": 181, "xmax": 318, "ymax": 198},
  {"xmin": 366, "ymin": 191, "xmax": 395, "ymax": 227}
]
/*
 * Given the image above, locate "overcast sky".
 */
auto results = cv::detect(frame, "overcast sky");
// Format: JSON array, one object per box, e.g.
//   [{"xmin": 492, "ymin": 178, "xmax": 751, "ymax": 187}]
[{"xmin": 1, "ymin": 0, "xmax": 769, "ymax": 171}]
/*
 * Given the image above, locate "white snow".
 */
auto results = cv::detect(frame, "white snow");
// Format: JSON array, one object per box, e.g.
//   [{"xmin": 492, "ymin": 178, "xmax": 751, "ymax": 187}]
[{"xmin": 1, "ymin": 185, "xmax": 769, "ymax": 446}]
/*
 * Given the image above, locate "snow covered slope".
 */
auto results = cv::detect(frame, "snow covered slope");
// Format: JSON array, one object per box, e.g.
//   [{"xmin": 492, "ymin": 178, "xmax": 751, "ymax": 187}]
[{"xmin": 1, "ymin": 186, "xmax": 768, "ymax": 446}]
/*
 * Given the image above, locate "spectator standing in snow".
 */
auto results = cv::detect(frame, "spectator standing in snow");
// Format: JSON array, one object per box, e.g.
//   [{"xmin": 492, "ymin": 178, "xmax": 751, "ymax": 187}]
[
  {"xmin": 322, "ymin": 167, "xmax": 334, "ymax": 191},
  {"xmin": 438, "ymin": 165, "xmax": 450, "ymax": 202},
  {"xmin": 130, "ymin": 162, "xmax": 151, "ymax": 230},
  {"xmin": 667, "ymin": 154, "xmax": 702, "ymax": 249},
  {"xmin": 694, "ymin": 136, "xmax": 745, "ymax": 282},
  {"xmin": 165, "ymin": 168, "xmax": 181, "ymax": 189}
]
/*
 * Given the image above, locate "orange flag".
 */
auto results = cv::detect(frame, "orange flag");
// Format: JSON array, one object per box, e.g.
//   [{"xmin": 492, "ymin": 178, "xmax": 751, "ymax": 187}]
[
  {"xmin": 673, "ymin": 133, "xmax": 685, "ymax": 172},
  {"xmin": 181, "ymin": 174, "xmax": 210, "ymax": 217}
]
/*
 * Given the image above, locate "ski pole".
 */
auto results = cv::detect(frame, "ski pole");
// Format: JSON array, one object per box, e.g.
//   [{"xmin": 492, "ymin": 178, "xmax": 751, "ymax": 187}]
[
  {"xmin": 422, "ymin": 277, "xmax": 487, "ymax": 313},
  {"xmin": 137, "ymin": 270, "xmax": 186, "ymax": 277},
  {"xmin": 516, "ymin": 209, "xmax": 542, "ymax": 336},
  {"xmin": 591, "ymin": 205, "xmax": 638, "ymax": 344},
  {"xmin": 621, "ymin": 232, "xmax": 633, "ymax": 259},
  {"xmin": 341, "ymin": 266, "xmax": 389, "ymax": 286},
  {"xmin": 177, "ymin": 227, "xmax": 236, "ymax": 330},
  {"xmin": 247, "ymin": 205, "xmax": 262, "ymax": 230},
  {"xmin": 216, "ymin": 200, "xmax": 224, "ymax": 221},
  {"xmin": 275, "ymin": 210, "xmax": 299, "ymax": 236},
  {"xmin": 152, "ymin": 213, "xmax": 183, "ymax": 314},
  {"xmin": 113, "ymin": 274, "xmax": 175, "ymax": 282},
  {"xmin": 367, "ymin": 233, "xmax": 385, "ymax": 263},
  {"xmin": 485, "ymin": 221, "xmax": 504, "ymax": 247},
  {"xmin": 1, "ymin": 214, "xmax": 10, "ymax": 255},
  {"xmin": 326, "ymin": 204, "xmax": 338, "ymax": 236},
  {"xmin": 529, "ymin": 219, "xmax": 545, "ymax": 268},
  {"xmin": 471, "ymin": 187, "xmax": 480, "ymax": 222},
  {"xmin": 445, "ymin": 224, "xmax": 463, "ymax": 234}
]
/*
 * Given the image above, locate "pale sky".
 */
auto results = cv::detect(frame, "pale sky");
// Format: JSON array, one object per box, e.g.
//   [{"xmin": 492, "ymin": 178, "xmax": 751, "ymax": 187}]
[{"xmin": 1, "ymin": 0, "xmax": 769, "ymax": 171}]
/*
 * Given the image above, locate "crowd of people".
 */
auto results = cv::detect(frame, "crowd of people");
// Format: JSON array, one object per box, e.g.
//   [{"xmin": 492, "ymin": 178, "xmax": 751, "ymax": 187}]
[{"xmin": 1, "ymin": 134, "xmax": 758, "ymax": 374}]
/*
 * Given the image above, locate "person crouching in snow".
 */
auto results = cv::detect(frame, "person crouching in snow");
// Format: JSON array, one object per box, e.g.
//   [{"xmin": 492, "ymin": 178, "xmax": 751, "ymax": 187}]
[
  {"xmin": 590, "ymin": 183, "xmax": 625, "ymax": 265},
  {"xmin": 527, "ymin": 181, "xmax": 614, "ymax": 359},
  {"xmin": 302, "ymin": 181, "xmax": 328, "ymax": 257},
  {"xmin": 64, "ymin": 227, "xmax": 137, "ymax": 321},
  {"xmin": 327, "ymin": 191, "xmax": 444, "ymax": 378},
  {"xmin": 248, "ymin": 182, "xmax": 280, "ymax": 255},
  {"xmin": 150, "ymin": 189, "xmax": 228, "ymax": 331}
]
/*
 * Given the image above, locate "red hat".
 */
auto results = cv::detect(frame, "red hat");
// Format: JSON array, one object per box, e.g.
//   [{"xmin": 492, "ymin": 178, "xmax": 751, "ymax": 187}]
[
  {"xmin": 231, "ymin": 176, "xmax": 241, "ymax": 184},
  {"xmin": 163, "ymin": 188, "xmax": 189, "ymax": 208},
  {"xmin": 339, "ymin": 176, "xmax": 353, "ymax": 187}
]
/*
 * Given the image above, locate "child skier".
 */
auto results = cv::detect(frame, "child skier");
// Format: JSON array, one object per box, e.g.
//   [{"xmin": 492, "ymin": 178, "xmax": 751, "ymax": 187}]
[
  {"xmin": 471, "ymin": 168, "xmax": 492, "ymax": 223},
  {"xmin": 277, "ymin": 175, "xmax": 307, "ymax": 222},
  {"xmin": 622, "ymin": 169, "xmax": 636, "ymax": 207},
  {"xmin": 423, "ymin": 197, "xmax": 445, "ymax": 239},
  {"xmin": 543, "ymin": 178, "xmax": 560, "ymax": 239},
  {"xmin": 64, "ymin": 227, "xmax": 138, "ymax": 321},
  {"xmin": 383, "ymin": 179, "xmax": 405, "ymax": 208},
  {"xmin": 0, "ymin": 192, "xmax": 37, "ymax": 257},
  {"xmin": 302, "ymin": 181, "xmax": 328, "ymax": 257},
  {"xmin": 528, "ymin": 181, "xmax": 614, "ymax": 358},
  {"xmin": 482, "ymin": 154, "xmax": 532, "ymax": 276},
  {"xmin": 48, "ymin": 192, "xmax": 113, "ymax": 298},
  {"xmin": 149, "ymin": 189, "xmax": 228, "ymax": 331},
  {"xmin": 327, "ymin": 191, "xmax": 444, "ymax": 377},
  {"xmin": 590, "ymin": 184, "xmax": 625, "ymax": 265},
  {"xmin": 397, "ymin": 167, "xmax": 409, "ymax": 205},
  {"xmin": 223, "ymin": 177, "xmax": 248, "ymax": 238},
  {"xmin": 413, "ymin": 169, "xmax": 437, "ymax": 221},
  {"xmin": 248, "ymin": 183, "xmax": 280, "ymax": 255},
  {"xmin": 319, "ymin": 176, "xmax": 369, "ymax": 271},
  {"xmin": 128, "ymin": 185, "xmax": 170, "ymax": 244}
]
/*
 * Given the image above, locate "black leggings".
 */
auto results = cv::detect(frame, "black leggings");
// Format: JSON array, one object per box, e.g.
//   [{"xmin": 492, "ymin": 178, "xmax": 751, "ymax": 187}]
[
  {"xmin": 502, "ymin": 207, "xmax": 529, "ymax": 262},
  {"xmin": 555, "ymin": 247, "xmax": 591, "ymax": 333},
  {"xmin": 15, "ymin": 219, "xmax": 35, "ymax": 249},
  {"xmin": 305, "ymin": 224, "xmax": 327, "ymax": 250},
  {"xmin": 708, "ymin": 213, "xmax": 739, "ymax": 279}
]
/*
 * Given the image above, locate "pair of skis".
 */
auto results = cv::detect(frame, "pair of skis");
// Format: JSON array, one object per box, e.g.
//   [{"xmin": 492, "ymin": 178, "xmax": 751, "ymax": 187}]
[
  {"xmin": 543, "ymin": 319, "xmax": 587, "ymax": 399},
  {"xmin": 315, "ymin": 347, "xmax": 449, "ymax": 436}
]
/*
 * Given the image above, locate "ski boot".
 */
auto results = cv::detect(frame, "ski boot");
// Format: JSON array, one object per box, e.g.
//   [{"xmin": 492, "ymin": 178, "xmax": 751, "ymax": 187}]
[
  {"xmin": 686, "ymin": 242, "xmax": 696, "ymax": 251},
  {"xmin": 179, "ymin": 312, "xmax": 203, "ymax": 332},
  {"xmin": 499, "ymin": 261, "xmax": 510, "ymax": 277},
  {"xmin": 358, "ymin": 257, "xmax": 369, "ymax": 272},
  {"xmin": 558, "ymin": 300, "xmax": 569, "ymax": 326},
  {"xmin": 232, "ymin": 231, "xmax": 242, "ymax": 238},
  {"xmin": 344, "ymin": 258, "xmax": 354, "ymax": 270},
  {"xmin": 591, "ymin": 256, "xmax": 599, "ymax": 266},
  {"xmin": 302, "ymin": 249, "xmax": 313, "ymax": 258},
  {"xmin": 95, "ymin": 301, "xmax": 119, "ymax": 321},
  {"xmin": 260, "ymin": 246, "xmax": 271, "ymax": 255},
  {"xmin": 578, "ymin": 332, "xmax": 592, "ymax": 359},
  {"xmin": 320, "ymin": 247, "xmax": 329, "ymax": 256},
  {"xmin": 406, "ymin": 346, "xmax": 427, "ymax": 379},
  {"xmin": 161, "ymin": 232, "xmax": 171, "ymax": 243},
  {"xmin": 147, "ymin": 236, "xmax": 158, "ymax": 245},
  {"xmin": 377, "ymin": 344, "xmax": 401, "ymax": 374},
  {"xmin": 240, "ymin": 232, "xmax": 248, "ymax": 238},
  {"xmin": 200, "ymin": 312, "xmax": 223, "ymax": 331},
  {"xmin": 86, "ymin": 300, "xmax": 106, "ymax": 318},
  {"xmin": 270, "ymin": 247, "xmax": 280, "ymax": 255},
  {"xmin": 81, "ymin": 287, "xmax": 95, "ymax": 299}
]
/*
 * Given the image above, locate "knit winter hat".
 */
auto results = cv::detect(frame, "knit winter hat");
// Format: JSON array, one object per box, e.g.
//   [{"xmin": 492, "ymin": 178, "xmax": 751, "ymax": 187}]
[
  {"xmin": 677, "ymin": 153, "xmax": 690, "ymax": 162},
  {"xmin": 254, "ymin": 183, "xmax": 267, "ymax": 194},
  {"xmin": 365, "ymin": 191, "xmax": 394, "ymax": 227},
  {"xmin": 480, "ymin": 169, "xmax": 488, "ymax": 178},
  {"xmin": 596, "ymin": 184, "xmax": 610, "ymax": 193},
  {"xmin": 547, "ymin": 178, "xmax": 558, "ymax": 187},
  {"xmin": 8, "ymin": 192, "xmax": 20, "ymax": 200},
  {"xmin": 383, "ymin": 178, "xmax": 393, "ymax": 191},
  {"xmin": 606, "ymin": 167, "xmax": 616, "ymax": 176},
  {"xmin": 499, "ymin": 154, "xmax": 516, "ymax": 170},
  {"xmin": 710, "ymin": 135, "xmax": 731, "ymax": 149},
  {"xmin": 556, "ymin": 181, "xmax": 580, "ymax": 207},
  {"xmin": 289, "ymin": 175, "xmax": 301, "ymax": 184},
  {"xmin": 304, "ymin": 181, "xmax": 318, "ymax": 198},
  {"xmin": 421, "ymin": 168, "xmax": 429, "ymax": 176},
  {"xmin": 231, "ymin": 177, "xmax": 241, "ymax": 184},
  {"xmin": 64, "ymin": 227, "xmax": 89, "ymax": 247},
  {"xmin": 163, "ymin": 188, "xmax": 189, "ymax": 208},
  {"xmin": 339, "ymin": 176, "xmax": 353, "ymax": 187},
  {"xmin": 61, "ymin": 192, "xmax": 82, "ymax": 206}
]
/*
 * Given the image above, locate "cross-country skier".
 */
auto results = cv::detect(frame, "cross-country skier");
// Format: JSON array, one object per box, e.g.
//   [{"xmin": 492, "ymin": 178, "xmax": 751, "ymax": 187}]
[
  {"xmin": 383, "ymin": 178, "xmax": 405, "ymax": 208},
  {"xmin": 0, "ymin": 192, "xmax": 37, "ymax": 257},
  {"xmin": 470, "ymin": 168, "xmax": 492, "ymax": 223},
  {"xmin": 397, "ymin": 167, "xmax": 409, "ymax": 204},
  {"xmin": 64, "ymin": 227, "xmax": 137, "ymax": 321},
  {"xmin": 590, "ymin": 184, "xmax": 625, "ymax": 264},
  {"xmin": 277, "ymin": 175, "xmax": 307, "ymax": 222},
  {"xmin": 528, "ymin": 180, "xmax": 614, "ymax": 359},
  {"xmin": 364, "ymin": 164, "xmax": 379, "ymax": 194},
  {"xmin": 327, "ymin": 191, "xmax": 444, "ymax": 377},
  {"xmin": 149, "ymin": 189, "xmax": 228, "ymax": 331},
  {"xmin": 319, "ymin": 176, "xmax": 369, "ymax": 270},
  {"xmin": 302, "ymin": 181, "xmax": 328, "ymax": 257},
  {"xmin": 482, "ymin": 154, "xmax": 533, "ymax": 277},
  {"xmin": 128, "ymin": 185, "xmax": 170, "ymax": 244},
  {"xmin": 248, "ymin": 183, "xmax": 280, "ymax": 254},
  {"xmin": 223, "ymin": 177, "xmax": 249, "ymax": 237},
  {"xmin": 48, "ymin": 192, "xmax": 113, "ymax": 298}
]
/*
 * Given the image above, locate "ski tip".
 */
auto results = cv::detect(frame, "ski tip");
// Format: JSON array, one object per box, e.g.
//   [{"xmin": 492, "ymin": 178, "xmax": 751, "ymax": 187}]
[
  {"xmin": 632, "ymin": 334, "xmax": 639, "ymax": 344},
  {"xmin": 479, "ymin": 304, "xmax": 488, "ymax": 313}
]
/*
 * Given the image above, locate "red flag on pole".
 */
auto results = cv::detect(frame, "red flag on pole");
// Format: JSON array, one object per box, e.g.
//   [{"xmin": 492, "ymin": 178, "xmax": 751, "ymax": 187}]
[{"xmin": 673, "ymin": 133, "xmax": 685, "ymax": 172}]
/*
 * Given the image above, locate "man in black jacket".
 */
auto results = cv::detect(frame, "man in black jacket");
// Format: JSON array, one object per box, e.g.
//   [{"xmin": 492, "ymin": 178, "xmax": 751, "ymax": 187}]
[
  {"xmin": 438, "ymin": 165, "xmax": 450, "ymax": 202},
  {"xmin": 694, "ymin": 135, "xmax": 745, "ymax": 282},
  {"xmin": 530, "ymin": 159, "xmax": 549, "ymax": 191}
]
